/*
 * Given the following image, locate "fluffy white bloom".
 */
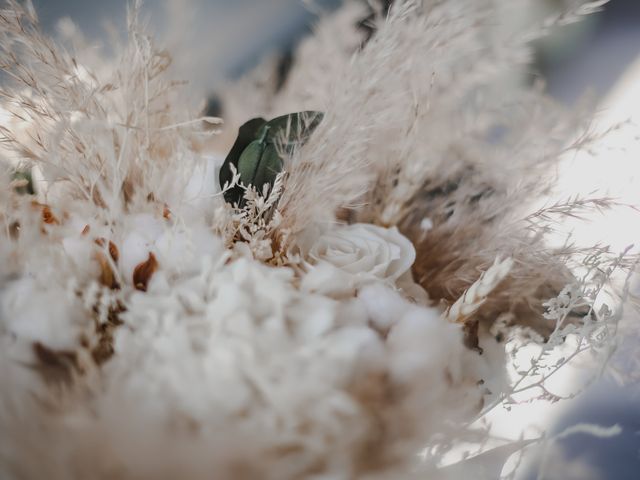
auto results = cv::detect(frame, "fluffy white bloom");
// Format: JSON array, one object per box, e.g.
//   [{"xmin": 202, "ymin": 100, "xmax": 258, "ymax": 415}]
[
  {"xmin": 0, "ymin": 277, "xmax": 83, "ymax": 350},
  {"xmin": 358, "ymin": 282, "xmax": 413, "ymax": 332}
]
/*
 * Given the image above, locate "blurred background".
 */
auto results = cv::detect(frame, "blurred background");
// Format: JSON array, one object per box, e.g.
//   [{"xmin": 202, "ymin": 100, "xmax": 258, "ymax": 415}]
[
  {"xmin": 29, "ymin": 0, "xmax": 640, "ymax": 106},
  {"xmin": 28, "ymin": 1, "xmax": 640, "ymax": 478}
]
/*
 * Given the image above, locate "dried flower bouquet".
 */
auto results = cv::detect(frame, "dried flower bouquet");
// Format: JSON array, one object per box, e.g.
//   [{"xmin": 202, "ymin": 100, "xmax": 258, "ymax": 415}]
[{"xmin": 0, "ymin": 1, "xmax": 635, "ymax": 479}]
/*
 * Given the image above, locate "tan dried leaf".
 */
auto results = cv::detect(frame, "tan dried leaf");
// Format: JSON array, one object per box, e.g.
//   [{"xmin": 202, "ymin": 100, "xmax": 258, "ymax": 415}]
[
  {"xmin": 133, "ymin": 252, "xmax": 158, "ymax": 292},
  {"xmin": 95, "ymin": 251, "xmax": 120, "ymax": 290},
  {"xmin": 163, "ymin": 204, "xmax": 172, "ymax": 220},
  {"xmin": 31, "ymin": 201, "xmax": 60, "ymax": 225},
  {"xmin": 95, "ymin": 238, "xmax": 119, "ymax": 262}
]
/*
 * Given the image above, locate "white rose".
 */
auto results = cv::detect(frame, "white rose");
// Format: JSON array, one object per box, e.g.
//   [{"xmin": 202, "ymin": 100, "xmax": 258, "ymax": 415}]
[{"xmin": 304, "ymin": 224, "xmax": 416, "ymax": 292}]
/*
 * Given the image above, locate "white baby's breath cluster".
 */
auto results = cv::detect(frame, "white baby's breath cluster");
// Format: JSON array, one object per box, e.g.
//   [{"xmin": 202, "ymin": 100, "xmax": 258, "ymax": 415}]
[{"xmin": 0, "ymin": 0, "xmax": 635, "ymax": 479}]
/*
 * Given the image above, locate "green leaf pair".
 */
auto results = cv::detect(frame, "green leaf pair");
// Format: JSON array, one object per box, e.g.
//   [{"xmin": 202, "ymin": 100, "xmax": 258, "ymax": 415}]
[{"xmin": 219, "ymin": 111, "xmax": 324, "ymax": 206}]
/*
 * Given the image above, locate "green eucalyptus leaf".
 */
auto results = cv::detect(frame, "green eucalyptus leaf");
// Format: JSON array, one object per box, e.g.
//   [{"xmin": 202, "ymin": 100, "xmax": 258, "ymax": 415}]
[
  {"xmin": 236, "ymin": 140, "xmax": 284, "ymax": 198},
  {"xmin": 11, "ymin": 169, "xmax": 35, "ymax": 195},
  {"xmin": 220, "ymin": 111, "xmax": 324, "ymax": 207},
  {"xmin": 237, "ymin": 140, "xmax": 266, "ymax": 184},
  {"xmin": 258, "ymin": 111, "xmax": 324, "ymax": 149},
  {"xmin": 251, "ymin": 143, "xmax": 283, "ymax": 195},
  {"xmin": 220, "ymin": 117, "xmax": 266, "ymax": 204}
]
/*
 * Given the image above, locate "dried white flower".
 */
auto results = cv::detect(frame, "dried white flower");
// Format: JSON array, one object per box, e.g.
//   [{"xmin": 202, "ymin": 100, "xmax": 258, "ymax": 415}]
[{"xmin": 305, "ymin": 224, "xmax": 416, "ymax": 292}]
